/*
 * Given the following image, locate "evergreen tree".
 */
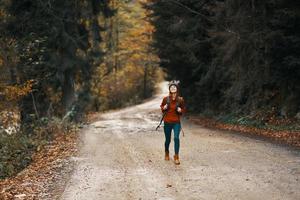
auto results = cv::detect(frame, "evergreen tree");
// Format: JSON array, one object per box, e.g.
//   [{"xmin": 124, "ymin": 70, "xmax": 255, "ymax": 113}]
[
  {"xmin": 1, "ymin": 0, "xmax": 112, "ymax": 126},
  {"xmin": 147, "ymin": 0, "xmax": 300, "ymax": 118}
]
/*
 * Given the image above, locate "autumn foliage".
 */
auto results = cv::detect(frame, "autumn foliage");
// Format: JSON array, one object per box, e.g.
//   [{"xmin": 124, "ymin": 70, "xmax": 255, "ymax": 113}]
[{"xmin": 91, "ymin": 0, "xmax": 162, "ymax": 111}]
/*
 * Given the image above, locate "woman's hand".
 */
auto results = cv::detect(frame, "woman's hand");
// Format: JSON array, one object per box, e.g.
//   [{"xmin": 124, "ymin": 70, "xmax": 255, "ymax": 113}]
[
  {"xmin": 177, "ymin": 107, "xmax": 182, "ymax": 113},
  {"xmin": 163, "ymin": 104, "xmax": 168, "ymax": 110}
]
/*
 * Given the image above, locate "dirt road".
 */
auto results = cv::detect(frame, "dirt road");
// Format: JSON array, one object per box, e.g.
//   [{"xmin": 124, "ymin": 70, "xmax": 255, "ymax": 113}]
[{"xmin": 59, "ymin": 82, "xmax": 300, "ymax": 200}]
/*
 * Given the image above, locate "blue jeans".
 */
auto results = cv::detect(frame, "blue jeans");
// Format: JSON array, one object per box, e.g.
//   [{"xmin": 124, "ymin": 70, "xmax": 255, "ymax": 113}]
[{"xmin": 164, "ymin": 122, "xmax": 181, "ymax": 154}]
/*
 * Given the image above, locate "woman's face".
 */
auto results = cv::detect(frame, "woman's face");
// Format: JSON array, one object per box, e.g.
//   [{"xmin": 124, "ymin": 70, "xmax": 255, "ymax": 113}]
[{"xmin": 169, "ymin": 85, "xmax": 177, "ymax": 93}]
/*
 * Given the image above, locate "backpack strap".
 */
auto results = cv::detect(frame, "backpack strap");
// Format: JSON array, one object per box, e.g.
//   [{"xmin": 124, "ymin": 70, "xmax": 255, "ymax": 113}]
[
  {"xmin": 166, "ymin": 96, "xmax": 170, "ymax": 108},
  {"xmin": 176, "ymin": 96, "xmax": 183, "ymax": 108}
]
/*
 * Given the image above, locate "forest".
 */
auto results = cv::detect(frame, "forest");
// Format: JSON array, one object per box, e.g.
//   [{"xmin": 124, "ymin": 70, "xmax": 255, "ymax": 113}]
[
  {"xmin": 0, "ymin": 0, "xmax": 161, "ymax": 178},
  {"xmin": 0, "ymin": 0, "xmax": 299, "ymax": 188},
  {"xmin": 148, "ymin": 0, "xmax": 300, "ymax": 123}
]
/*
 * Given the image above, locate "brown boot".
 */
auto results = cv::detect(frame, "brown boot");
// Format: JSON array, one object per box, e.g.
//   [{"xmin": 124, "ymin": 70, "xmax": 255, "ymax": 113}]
[
  {"xmin": 165, "ymin": 151, "xmax": 170, "ymax": 161},
  {"xmin": 174, "ymin": 154, "xmax": 180, "ymax": 165}
]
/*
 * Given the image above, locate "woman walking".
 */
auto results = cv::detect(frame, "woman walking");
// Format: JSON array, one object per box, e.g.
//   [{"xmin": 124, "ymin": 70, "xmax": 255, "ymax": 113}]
[{"xmin": 160, "ymin": 81, "xmax": 186, "ymax": 165}]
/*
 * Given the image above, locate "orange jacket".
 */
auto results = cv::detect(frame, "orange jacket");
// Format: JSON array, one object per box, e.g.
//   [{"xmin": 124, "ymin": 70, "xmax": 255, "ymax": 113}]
[{"xmin": 160, "ymin": 95, "xmax": 186, "ymax": 123}]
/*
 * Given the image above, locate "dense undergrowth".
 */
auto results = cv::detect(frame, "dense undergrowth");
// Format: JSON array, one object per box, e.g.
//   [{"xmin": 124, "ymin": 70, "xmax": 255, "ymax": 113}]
[{"xmin": 0, "ymin": 118, "xmax": 75, "ymax": 179}]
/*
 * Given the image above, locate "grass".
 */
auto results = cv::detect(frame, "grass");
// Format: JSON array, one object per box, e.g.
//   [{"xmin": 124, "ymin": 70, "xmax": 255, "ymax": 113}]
[
  {"xmin": 0, "ymin": 133, "xmax": 34, "ymax": 179},
  {"xmin": 0, "ymin": 118, "xmax": 75, "ymax": 179}
]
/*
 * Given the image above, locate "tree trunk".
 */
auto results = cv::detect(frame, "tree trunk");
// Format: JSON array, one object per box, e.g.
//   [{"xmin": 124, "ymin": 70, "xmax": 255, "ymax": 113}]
[{"xmin": 62, "ymin": 70, "xmax": 75, "ymax": 112}]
